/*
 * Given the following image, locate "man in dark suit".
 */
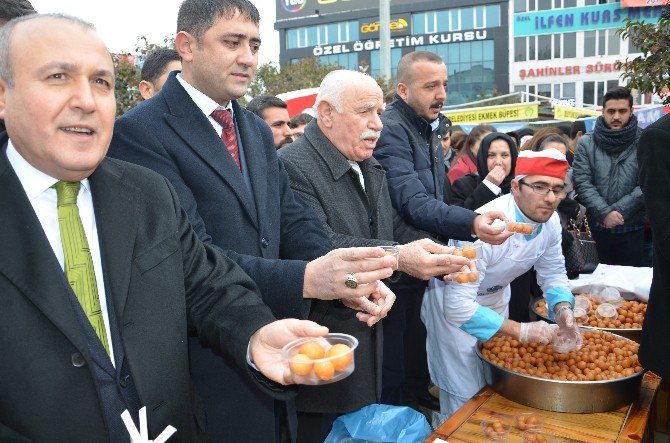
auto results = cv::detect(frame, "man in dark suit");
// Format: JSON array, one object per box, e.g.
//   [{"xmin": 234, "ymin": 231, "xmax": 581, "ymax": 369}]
[
  {"xmin": 108, "ymin": 0, "xmax": 397, "ymax": 441},
  {"xmin": 279, "ymin": 70, "xmax": 472, "ymax": 441},
  {"xmin": 0, "ymin": 0, "xmax": 35, "ymax": 135},
  {"xmin": 0, "ymin": 13, "xmax": 332, "ymax": 442},
  {"xmin": 637, "ymin": 113, "xmax": 670, "ymax": 380}
]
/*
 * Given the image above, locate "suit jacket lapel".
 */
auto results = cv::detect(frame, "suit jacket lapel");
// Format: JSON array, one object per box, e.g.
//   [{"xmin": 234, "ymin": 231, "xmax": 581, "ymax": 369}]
[
  {"xmin": 161, "ymin": 74, "xmax": 258, "ymax": 226},
  {"xmin": 89, "ymin": 159, "xmax": 138, "ymax": 325},
  {"xmin": 0, "ymin": 141, "xmax": 90, "ymax": 358},
  {"xmin": 233, "ymin": 101, "xmax": 265, "ymax": 227}
]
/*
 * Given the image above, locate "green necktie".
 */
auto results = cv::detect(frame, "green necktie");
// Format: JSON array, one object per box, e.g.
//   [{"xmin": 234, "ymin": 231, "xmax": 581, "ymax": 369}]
[{"xmin": 54, "ymin": 181, "xmax": 110, "ymax": 355}]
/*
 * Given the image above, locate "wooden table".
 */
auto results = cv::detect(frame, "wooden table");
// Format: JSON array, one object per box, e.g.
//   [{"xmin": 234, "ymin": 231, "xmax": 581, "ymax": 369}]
[{"xmin": 426, "ymin": 372, "xmax": 660, "ymax": 442}]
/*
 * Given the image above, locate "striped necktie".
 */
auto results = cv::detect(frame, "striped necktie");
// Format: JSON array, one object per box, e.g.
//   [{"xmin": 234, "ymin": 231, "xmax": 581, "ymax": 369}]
[{"xmin": 211, "ymin": 109, "xmax": 241, "ymax": 171}]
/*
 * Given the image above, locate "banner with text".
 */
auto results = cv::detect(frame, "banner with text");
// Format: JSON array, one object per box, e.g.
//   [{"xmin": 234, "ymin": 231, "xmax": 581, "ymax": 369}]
[
  {"xmin": 554, "ymin": 105, "xmax": 600, "ymax": 120},
  {"xmin": 514, "ymin": 3, "xmax": 663, "ymax": 36},
  {"xmin": 445, "ymin": 103, "xmax": 539, "ymax": 124}
]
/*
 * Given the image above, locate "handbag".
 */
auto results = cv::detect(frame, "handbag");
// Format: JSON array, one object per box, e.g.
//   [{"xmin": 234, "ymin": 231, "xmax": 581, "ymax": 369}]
[{"xmin": 564, "ymin": 217, "xmax": 599, "ymax": 275}]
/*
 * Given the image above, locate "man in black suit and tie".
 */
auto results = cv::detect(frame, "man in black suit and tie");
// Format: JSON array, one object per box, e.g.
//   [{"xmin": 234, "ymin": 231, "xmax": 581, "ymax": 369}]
[
  {"xmin": 0, "ymin": 13, "xmax": 334, "ymax": 442},
  {"xmin": 108, "ymin": 0, "xmax": 397, "ymax": 441}
]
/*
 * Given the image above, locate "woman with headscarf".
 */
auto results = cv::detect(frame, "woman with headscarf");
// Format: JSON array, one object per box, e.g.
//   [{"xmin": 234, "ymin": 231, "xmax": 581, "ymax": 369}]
[
  {"xmin": 447, "ymin": 124, "xmax": 495, "ymax": 185},
  {"xmin": 450, "ymin": 132, "xmax": 518, "ymax": 210}
]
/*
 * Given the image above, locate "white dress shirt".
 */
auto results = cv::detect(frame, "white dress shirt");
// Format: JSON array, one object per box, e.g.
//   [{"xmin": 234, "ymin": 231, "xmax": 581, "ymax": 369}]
[
  {"xmin": 348, "ymin": 160, "xmax": 366, "ymax": 191},
  {"xmin": 7, "ymin": 140, "xmax": 116, "ymax": 364},
  {"xmin": 176, "ymin": 73, "xmax": 233, "ymax": 135}
]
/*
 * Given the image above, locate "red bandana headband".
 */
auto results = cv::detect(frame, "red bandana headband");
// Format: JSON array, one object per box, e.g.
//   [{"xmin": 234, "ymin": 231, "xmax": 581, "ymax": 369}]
[{"xmin": 515, "ymin": 148, "xmax": 568, "ymax": 181}]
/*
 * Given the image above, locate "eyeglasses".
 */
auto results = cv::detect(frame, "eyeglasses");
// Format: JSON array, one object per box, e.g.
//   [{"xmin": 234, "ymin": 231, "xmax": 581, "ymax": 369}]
[{"xmin": 519, "ymin": 181, "xmax": 567, "ymax": 199}]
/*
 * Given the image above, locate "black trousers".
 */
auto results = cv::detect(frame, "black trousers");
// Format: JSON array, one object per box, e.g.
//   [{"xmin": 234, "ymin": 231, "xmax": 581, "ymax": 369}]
[
  {"xmin": 381, "ymin": 282, "xmax": 429, "ymax": 406},
  {"xmin": 592, "ymin": 228, "xmax": 644, "ymax": 267}
]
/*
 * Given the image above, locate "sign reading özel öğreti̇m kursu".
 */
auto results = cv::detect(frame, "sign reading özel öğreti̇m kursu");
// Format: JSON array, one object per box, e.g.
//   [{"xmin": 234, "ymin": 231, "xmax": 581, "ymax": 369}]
[
  {"xmin": 312, "ymin": 30, "xmax": 487, "ymax": 57},
  {"xmin": 514, "ymin": 3, "xmax": 663, "ymax": 37}
]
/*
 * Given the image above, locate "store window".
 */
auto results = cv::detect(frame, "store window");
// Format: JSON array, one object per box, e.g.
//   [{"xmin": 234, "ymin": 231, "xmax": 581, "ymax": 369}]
[
  {"xmin": 318, "ymin": 53, "xmax": 358, "ymax": 71},
  {"xmin": 583, "ymin": 80, "xmax": 620, "ymax": 106},
  {"xmin": 486, "ymin": 6, "xmax": 501, "ymax": 27},
  {"xmin": 412, "ymin": 5, "xmax": 500, "ymax": 34},
  {"xmin": 516, "ymin": 32, "xmax": 576, "ymax": 61},
  {"xmin": 583, "ymin": 29, "xmax": 622, "ymax": 57},
  {"xmin": 562, "ymin": 82, "xmax": 576, "ymax": 99},
  {"xmin": 514, "ymin": 37, "xmax": 526, "ymax": 62},
  {"xmin": 563, "ymin": 32, "xmax": 576, "ymax": 58},
  {"xmin": 538, "ymin": 83, "xmax": 552, "ymax": 97},
  {"xmin": 370, "ymin": 48, "xmax": 403, "ymax": 78},
  {"xmin": 514, "ymin": 0, "xmax": 526, "ymax": 12},
  {"xmin": 286, "ymin": 21, "xmax": 358, "ymax": 49},
  {"xmin": 450, "ymin": 9, "xmax": 461, "ymax": 31},
  {"xmin": 538, "ymin": 35, "xmax": 552, "ymax": 60},
  {"xmin": 461, "ymin": 8, "xmax": 474, "ymax": 30},
  {"xmin": 416, "ymin": 40, "xmax": 496, "ymax": 104}
]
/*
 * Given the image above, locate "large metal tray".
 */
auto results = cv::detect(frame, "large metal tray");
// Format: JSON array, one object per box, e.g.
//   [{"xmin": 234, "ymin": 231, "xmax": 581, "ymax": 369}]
[
  {"xmin": 529, "ymin": 297, "xmax": 641, "ymax": 343},
  {"xmin": 475, "ymin": 332, "xmax": 645, "ymax": 413}
]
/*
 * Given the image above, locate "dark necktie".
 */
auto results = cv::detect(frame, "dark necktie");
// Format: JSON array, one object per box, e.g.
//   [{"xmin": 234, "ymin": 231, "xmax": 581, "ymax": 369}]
[
  {"xmin": 54, "ymin": 181, "xmax": 110, "ymax": 355},
  {"xmin": 211, "ymin": 109, "xmax": 241, "ymax": 171}
]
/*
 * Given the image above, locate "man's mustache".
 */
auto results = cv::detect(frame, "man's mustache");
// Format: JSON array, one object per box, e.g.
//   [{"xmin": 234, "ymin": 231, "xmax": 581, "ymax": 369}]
[{"xmin": 360, "ymin": 129, "xmax": 382, "ymax": 140}]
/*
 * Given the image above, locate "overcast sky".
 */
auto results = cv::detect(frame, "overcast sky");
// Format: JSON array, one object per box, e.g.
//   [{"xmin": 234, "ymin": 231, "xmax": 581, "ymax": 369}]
[{"xmin": 29, "ymin": 0, "xmax": 281, "ymax": 66}]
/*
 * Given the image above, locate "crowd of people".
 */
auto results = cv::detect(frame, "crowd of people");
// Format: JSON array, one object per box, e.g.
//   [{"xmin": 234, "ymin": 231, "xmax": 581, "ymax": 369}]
[{"xmin": 1, "ymin": 0, "xmax": 668, "ymax": 442}]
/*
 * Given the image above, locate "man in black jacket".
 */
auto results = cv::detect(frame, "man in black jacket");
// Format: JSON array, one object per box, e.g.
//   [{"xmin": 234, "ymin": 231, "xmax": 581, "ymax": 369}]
[
  {"xmin": 373, "ymin": 51, "xmax": 511, "ymax": 406},
  {"xmin": 637, "ymin": 113, "xmax": 670, "ymax": 381}
]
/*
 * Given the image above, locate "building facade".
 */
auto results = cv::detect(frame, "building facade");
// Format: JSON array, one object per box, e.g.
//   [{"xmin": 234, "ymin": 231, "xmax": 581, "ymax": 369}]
[
  {"xmin": 510, "ymin": 0, "xmax": 664, "ymax": 107},
  {"xmin": 275, "ymin": 0, "xmax": 511, "ymax": 105}
]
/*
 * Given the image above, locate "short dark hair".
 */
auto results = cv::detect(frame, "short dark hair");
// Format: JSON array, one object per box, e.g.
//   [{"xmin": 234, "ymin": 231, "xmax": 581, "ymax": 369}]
[
  {"xmin": 570, "ymin": 119, "xmax": 587, "ymax": 139},
  {"xmin": 247, "ymin": 95, "xmax": 287, "ymax": 119},
  {"xmin": 0, "ymin": 0, "xmax": 36, "ymax": 24},
  {"xmin": 602, "ymin": 86, "xmax": 633, "ymax": 108},
  {"xmin": 288, "ymin": 113, "xmax": 312, "ymax": 128},
  {"xmin": 177, "ymin": 0, "xmax": 259, "ymax": 44},
  {"xmin": 141, "ymin": 48, "xmax": 180, "ymax": 83},
  {"xmin": 396, "ymin": 51, "xmax": 444, "ymax": 84},
  {"xmin": 537, "ymin": 133, "xmax": 569, "ymax": 152}
]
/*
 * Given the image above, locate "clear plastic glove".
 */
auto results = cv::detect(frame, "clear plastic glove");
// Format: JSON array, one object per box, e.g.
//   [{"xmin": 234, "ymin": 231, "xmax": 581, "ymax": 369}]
[
  {"xmin": 518, "ymin": 321, "xmax": 554, "ymax": 345},
  {"xmin": 554, "ymin": 305, "xmax": 583, "ymax": 351}
]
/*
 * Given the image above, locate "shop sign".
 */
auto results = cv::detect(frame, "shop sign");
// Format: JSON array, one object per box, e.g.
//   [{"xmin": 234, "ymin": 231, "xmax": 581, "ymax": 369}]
[
  {"xmin": 312, "ymin": 30, "xmax": 487, "ymax": 56},
  {"xmin": 621, "ymin": 0, "xmax": 669, "ymax": 7},
  {"xmin": 519, "ymin": 61, "xmax": 623, "ymax": 80},
  {"xmin": 513, "ymin": 3, "xmax": 663, "ymax": 36},
  {"xmin": 445, "ymin": 102, "xmax": 539, "ymax": 124},
  {"xmin": 552, "ymin": 98, "xmax": 576, "ymax": 107},
  {"xmin": 277, "ymin": 0, "xmax": 418, "ymax": 21},
  {"xmin": 554, "ymin": 105, "xmax": 600, "ymax": 120},
  {"xmin": 359, "ymin": 16, "xmax": 411, "ymax": 38}
]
